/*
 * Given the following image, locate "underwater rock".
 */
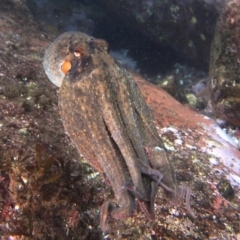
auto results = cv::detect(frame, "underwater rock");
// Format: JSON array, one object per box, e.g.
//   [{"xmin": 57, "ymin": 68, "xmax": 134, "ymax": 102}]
[
  {"xmin": 209, "ymin": 0, "xmax": 240, "ymax": 126},
  {"xmin": 134, "ymin": 73, "xmax": 240, "ymax": 239},
  {"xmin": 27, "ymin": 0, "xmax": 95, "ymax": 35},
  {"xmin": 135, "ymin": 73, "xmax": 240, "ymax": 186}
]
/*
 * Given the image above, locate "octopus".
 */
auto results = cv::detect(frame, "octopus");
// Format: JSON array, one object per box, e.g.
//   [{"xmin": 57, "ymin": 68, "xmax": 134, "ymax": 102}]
[{"xmin": 43, "ymin": 31, "xmax": 195, "ymax": 231}]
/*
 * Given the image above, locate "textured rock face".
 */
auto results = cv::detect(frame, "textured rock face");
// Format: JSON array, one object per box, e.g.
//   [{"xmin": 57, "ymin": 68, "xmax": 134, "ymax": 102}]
[{"xmin": 209, "ymin": 0, "xmax": 240, "ymax": 126}]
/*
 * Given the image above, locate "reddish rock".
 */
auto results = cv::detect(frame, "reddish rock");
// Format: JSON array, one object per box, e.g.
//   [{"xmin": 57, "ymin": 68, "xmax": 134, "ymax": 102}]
[{"xmin": 135, "ymin": 73, "xmax": 240, "ymax": 188}]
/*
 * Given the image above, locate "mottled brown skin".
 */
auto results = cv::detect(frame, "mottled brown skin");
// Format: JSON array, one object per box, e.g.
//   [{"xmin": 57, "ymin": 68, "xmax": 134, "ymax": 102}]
[{"xmin": 43, "ymin": 32, "xmax": 194, "ymax": 231}]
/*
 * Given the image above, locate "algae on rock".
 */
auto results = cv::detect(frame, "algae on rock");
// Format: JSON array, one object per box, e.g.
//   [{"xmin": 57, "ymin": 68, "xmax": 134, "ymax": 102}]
[{"xmin": 209, "ymin": 0, "xmax": 240, "ymax": 126}]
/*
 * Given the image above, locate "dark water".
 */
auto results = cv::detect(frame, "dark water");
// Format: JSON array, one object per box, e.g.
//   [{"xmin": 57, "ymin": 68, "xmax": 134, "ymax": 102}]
[{"xmin": 27, "ymin": 0, "xmax": 204, "ymax": 78}]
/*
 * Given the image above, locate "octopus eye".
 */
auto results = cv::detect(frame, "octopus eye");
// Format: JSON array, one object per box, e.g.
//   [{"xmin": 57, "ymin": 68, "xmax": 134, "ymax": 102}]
[
  {"xmin": 74, "ymin": 51, "xmax": 81, "ymax": 57},
  {"xmin": 61, "ymin": 60, "xmax": 71, "ymax": 74}
]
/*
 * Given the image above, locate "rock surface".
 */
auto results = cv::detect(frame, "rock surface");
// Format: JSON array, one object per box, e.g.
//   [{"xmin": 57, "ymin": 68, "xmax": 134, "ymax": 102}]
[
  {"xmin": 209, "ymin": 0, "xmax": 240, "ymax": 126},
  {"xmin": 0, "ymin": 0, "xmax": 239, "ymax": 239}
]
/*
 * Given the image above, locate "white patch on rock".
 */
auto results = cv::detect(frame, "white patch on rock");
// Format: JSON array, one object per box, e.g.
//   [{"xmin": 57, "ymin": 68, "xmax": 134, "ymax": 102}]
[
  {"xmin": 154, "ymin": 146, "xmax": 164, "ymax": 151},
  {"xmin": 202, "ymin": 123, "xmax": 240, "ymax": 187},
  {"xmin": 209, "ymin": 157, "xmax": 218, "ymax": 165},
  {"xmin": 174, "ymin": 139, "xmax": 183, "ymax": 145}
]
